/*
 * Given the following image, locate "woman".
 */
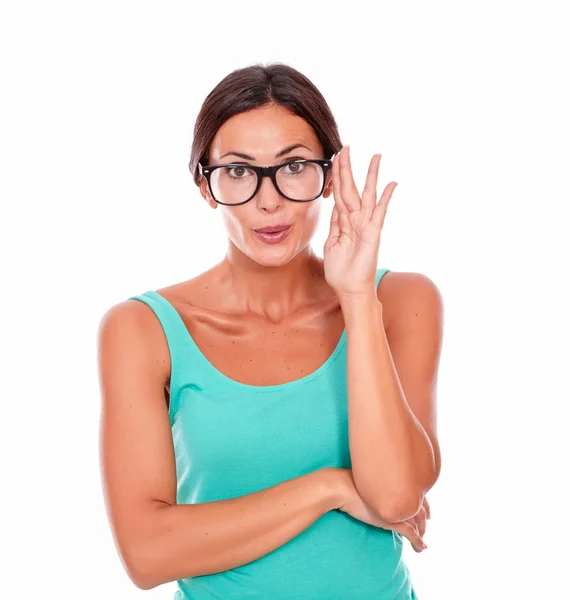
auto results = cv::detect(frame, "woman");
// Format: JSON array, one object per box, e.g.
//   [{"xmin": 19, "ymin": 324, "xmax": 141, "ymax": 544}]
[{"xmin": 98, "ymin": 62, "xmax": 443, "ymax": 599}]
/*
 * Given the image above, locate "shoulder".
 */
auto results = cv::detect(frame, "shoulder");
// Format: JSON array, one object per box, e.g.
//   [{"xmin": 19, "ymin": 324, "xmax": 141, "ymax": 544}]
[
  {"xmin": 100, "ymin": 269, "xmax": 212, "ymax": 353},
  {"xmin": 98, "ymin": 298, "xmax": 163, "ymax": 340},
  {"xmin": 376, "ymin": 269, "xmax": 442, "ymax": 302},
  {"xmin": 97, "ymin": 299, "xmax": 171, "ymax": 384},
  {"xmin": 377, "ymin": 270, "xmax": 444, "ymax": 335}
]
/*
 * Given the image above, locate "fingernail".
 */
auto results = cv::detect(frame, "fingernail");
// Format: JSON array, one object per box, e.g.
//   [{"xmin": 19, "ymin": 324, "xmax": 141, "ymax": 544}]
[{"xmin": 422, "ymin": 542, "xmax": 428, "ymax": 549}]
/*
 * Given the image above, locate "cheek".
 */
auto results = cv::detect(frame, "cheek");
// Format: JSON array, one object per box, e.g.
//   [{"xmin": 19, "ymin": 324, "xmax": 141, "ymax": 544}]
[
  {"xmin": 219, "ymin": 209, "xmax": 242, "ymax": 235},
  {"xmin": 220, "ymin": 210, "xmax": 247, "ymax": 242},
  {"xmin": 303, "ymin": 200, "xmax": 323, "ymax": 232},
  {"xmin": 283, "ymin": 202, "xmax": 322, "ymax": 248},
  {"xmin": 306, "ymin": 200, "xmax": 321, "ymax": 221}
]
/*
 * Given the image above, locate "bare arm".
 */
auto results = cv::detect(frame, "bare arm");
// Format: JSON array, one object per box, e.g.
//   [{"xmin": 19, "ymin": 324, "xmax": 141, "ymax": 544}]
[
  {"xmin": 97, "ymin": 301, "xmax": 342, "ymax": 590},
  {"xmin": 340, "ymin": 273, "xmax": 442, "ymax": 523}
]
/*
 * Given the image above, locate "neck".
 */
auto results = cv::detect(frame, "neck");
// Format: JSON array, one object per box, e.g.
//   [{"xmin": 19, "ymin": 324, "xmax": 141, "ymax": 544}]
[{"xmin": 218, "ymin": 244, "xmax": 330, "ymax": 322}]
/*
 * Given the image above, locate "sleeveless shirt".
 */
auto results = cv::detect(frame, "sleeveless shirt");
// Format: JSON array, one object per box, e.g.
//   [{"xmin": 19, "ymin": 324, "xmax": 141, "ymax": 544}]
[{"xmin": 128, "ymin": 267, "xmax": 418, "ymax": 599}]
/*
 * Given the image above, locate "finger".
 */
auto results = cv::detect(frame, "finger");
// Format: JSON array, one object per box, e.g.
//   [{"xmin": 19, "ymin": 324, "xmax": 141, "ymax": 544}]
[
  {"xmin": 407, "ymin": 512, "xmax": 425, "ymax": 540},
  {"xmin": 414, "ymin": 507, "xmax": 427, "ymax": 538},
  {"xmin": 423, "ymin": 496, "xmax": 431, "ymax": 520},
  {"xmin": 372, "ymin": 181, "xmax": 397, "ymax": 231},
  {"xmin": 331, "ymin": 149, "xmax": 350, "ymax": 217},
  {"xmin": 325, "ymin": 204, "xmax": 341, "ymax": 248},
  {"xmin": 339, "ymin": 145, "xmax": 361, "ymax": 212},
  {"xmin": 361, "ymin": 153, "xmax": 381, "ymax": 213},
  {"xmin": 398, "ymin": 521, "xmax": 427, "ymax": 553}
]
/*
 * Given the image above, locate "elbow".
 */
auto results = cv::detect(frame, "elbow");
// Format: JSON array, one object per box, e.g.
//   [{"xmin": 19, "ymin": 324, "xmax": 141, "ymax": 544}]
[
  {"xmin": 131, "ymin": 574, "xmax": 155, "ymax": 591},
  {"xmin": 122, "ymin": 540, "xmax": 161, "ymax": 590},
  {"xmin": 363, "ymin": 464, "xmax": 440, "ymax": 524},
  {"xmin": 381, "ymin": 502, "xmax": 422, "ymax": 524},
  {"xmin": 132, "ymin": 570, "xmax": 157, "ymax": 592},
  {"xmin": 354, "ymin": 477, "xmax": 425, "ymax": 525},
  {"xmin": 127, "ymin": 559, "xmax": 158, "ymax": 591},
  {"xmin": 370, "ymin": 493, "xmax": 425, "ymax": 525}
]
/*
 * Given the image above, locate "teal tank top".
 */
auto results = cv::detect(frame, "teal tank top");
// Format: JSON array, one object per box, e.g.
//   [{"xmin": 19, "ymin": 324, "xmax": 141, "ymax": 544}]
[{"xmin": 128, "ymin": 267, "xmax": 418, "ymax": 599}]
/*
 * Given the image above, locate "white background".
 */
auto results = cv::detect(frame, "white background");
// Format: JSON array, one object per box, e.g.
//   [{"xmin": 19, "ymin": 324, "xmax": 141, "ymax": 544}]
[{"xmin": 2, "ymin": 1, "xmax": 569, "ymax": 598}]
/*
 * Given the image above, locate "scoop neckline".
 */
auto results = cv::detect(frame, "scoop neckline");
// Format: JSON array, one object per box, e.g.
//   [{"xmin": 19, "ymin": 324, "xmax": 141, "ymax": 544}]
[{"xmin": 144, "ymin": 290, "xmax": 348, "ymax": 394}]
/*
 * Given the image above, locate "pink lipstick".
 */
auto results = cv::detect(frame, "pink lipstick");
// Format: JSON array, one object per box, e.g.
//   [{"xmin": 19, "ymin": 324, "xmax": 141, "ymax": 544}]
[{"xmin": 253, "ymin": 224, "xmax": 292, "ymax": 244}]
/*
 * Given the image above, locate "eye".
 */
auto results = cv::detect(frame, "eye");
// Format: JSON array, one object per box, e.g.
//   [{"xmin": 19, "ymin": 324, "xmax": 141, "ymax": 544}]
[
  {"xmin": 282, "ymin": 160, "xmax": 307, "ymax": 175},
  {"xmin": 223, "ymin": 165, "xmax": 255, "ymax": 179}
]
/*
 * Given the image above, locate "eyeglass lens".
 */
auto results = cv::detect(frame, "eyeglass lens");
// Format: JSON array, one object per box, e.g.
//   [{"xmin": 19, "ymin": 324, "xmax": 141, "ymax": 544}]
[{"xmin": 209, "ymin": 162, "xmax": 324, "ymax": 204}]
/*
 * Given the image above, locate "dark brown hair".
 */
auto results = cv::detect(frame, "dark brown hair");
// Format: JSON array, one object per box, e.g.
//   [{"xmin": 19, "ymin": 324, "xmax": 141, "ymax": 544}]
[{"xmin": 188, "ymin": 62, "xmax": 343, "ymax": 187}]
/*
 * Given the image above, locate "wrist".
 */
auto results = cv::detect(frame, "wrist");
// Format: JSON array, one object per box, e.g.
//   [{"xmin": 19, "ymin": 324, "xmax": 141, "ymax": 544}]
[
  {"xmin": 317, "ymin": 467, "xmax": 350, "ymax": 510},
  {"xmin": 338, "ymin": 291, "xmax": 382, "ymax": 313}
]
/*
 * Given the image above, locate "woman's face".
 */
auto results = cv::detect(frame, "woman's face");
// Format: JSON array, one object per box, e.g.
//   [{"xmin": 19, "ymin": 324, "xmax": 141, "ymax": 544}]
[{"xmin": 199, "ymin": 103, "xmax": 334, "ymax": 266}]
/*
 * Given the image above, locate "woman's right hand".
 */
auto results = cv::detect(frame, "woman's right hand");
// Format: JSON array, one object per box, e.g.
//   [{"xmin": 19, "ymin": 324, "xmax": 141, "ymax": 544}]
[{"xmin": 331, "ymin": 468, "xmax": 428, "ymax": 552}]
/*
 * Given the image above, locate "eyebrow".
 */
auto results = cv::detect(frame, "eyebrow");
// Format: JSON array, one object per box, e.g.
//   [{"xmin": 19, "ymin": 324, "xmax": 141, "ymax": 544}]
[{"xmin": 219, "ymin": 143, "xmax": 312, "ymax": 161}]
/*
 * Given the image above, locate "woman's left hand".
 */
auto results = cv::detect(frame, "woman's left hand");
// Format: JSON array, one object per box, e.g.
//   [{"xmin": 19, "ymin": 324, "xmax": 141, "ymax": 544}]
[{"xmin": 323, "ymin": 146, "xmax": 398, "ymax": 299}]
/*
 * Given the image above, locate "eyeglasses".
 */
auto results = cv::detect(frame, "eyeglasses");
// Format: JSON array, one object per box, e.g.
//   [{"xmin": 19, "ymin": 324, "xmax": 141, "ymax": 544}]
[{"xmin": 198, "ymin": 158, "xmax": 332, "ymax": 206}]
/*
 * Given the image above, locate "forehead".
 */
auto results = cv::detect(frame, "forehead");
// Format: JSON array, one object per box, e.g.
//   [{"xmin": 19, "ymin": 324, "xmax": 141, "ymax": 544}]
[{"xmin": 209, "ymin": 104, "xmax": 320, "ymax": 161}]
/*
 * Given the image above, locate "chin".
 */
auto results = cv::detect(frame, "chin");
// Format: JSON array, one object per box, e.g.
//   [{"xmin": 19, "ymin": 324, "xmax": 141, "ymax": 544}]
[
  {"xmin": 249, "ymin": 250, "xmax": 295, "ymax": 267},
  {"xmin": 242, "ymin": 240, "xmax": 297, "ymax": 267}
]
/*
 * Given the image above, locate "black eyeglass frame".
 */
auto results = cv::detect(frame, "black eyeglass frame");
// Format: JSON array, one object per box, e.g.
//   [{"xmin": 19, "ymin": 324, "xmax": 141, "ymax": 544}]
[{"xmin": 198, "ymin": 158, "xmax": 332, "ymax": 206}]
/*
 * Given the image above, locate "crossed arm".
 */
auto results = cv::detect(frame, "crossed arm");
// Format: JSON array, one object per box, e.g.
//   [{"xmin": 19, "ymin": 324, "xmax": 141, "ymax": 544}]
[{"xmin": 341, "ymin": 271, "xmax": 443, "ymax": 523}]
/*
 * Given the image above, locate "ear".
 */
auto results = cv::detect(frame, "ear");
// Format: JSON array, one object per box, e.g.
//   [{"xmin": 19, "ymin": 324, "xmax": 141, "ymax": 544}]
[
  {"xmin": 199, "ymin": 177, "xmax": 218, "ymax": 209},
  {"xmin": 322, "ymin": 172, "xmax": 334, "ymax": 199}
]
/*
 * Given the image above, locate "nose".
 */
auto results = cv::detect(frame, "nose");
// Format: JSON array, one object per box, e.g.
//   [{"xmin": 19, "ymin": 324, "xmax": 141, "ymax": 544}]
[{"xmin": 255, "ymin": 173, "xmax": 283, "ymax": 210}]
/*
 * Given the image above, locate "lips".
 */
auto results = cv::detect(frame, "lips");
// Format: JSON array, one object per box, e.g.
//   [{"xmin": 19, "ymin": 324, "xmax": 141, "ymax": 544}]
[
  {"xmin": 253, "ymin": 225, "xmax": 292, "ymax": 244},
  {"xmin": 253, "ymin": 224, "xmax": 291, "ymax": 233}
]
